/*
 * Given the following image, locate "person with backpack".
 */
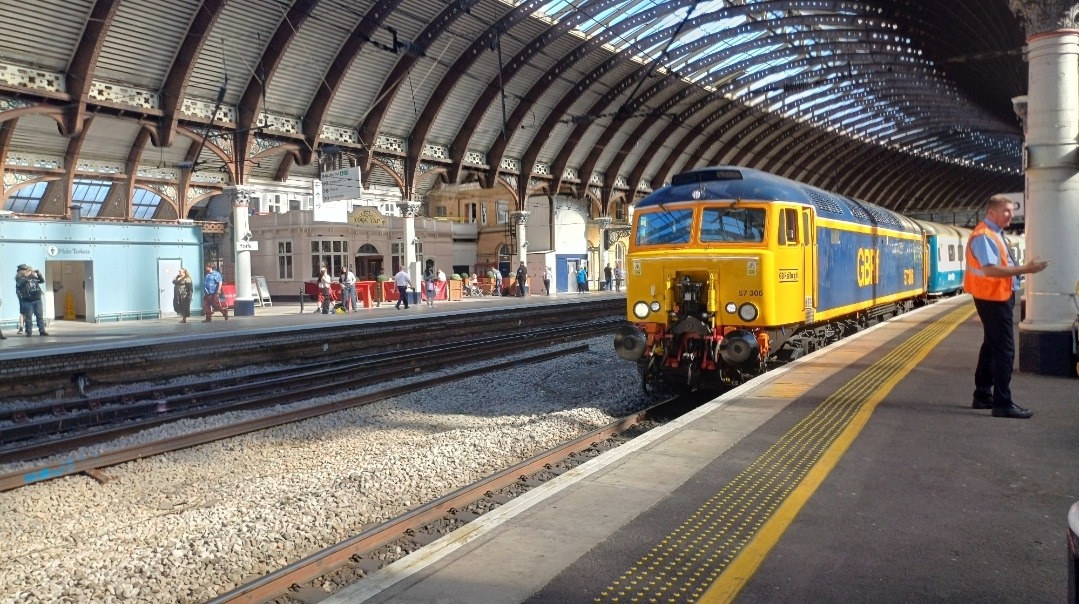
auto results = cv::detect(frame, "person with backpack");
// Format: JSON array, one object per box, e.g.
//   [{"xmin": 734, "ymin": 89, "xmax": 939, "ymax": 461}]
[{"xmin": 15, "ymin": 264, "xmax": 48, "ymax": 337}]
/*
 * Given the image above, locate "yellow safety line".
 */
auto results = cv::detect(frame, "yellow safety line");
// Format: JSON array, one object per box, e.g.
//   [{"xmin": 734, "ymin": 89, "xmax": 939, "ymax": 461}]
[{"xmin": 700, "ymin": 304, "xmax": 975, "ymax": 603}]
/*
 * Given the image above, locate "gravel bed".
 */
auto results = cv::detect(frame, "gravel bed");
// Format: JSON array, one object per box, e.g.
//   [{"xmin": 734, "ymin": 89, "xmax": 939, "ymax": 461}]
[{"xmin": 0, "ymin": 336, "xmax": 647, "ymax": 603}]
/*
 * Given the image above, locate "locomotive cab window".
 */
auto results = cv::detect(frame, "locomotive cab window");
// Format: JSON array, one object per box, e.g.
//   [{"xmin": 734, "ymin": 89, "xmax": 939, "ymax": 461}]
[
  {"xmin": 777, "ymin": 208, "xmax": 799, "ymax": 245},
  {"xmin": 699, "ymin": 207, "xmax": 765, "ymax": 243},
  {"xmin": 635, "ymin": 209, "xmax": 694, "ymax": 246}
]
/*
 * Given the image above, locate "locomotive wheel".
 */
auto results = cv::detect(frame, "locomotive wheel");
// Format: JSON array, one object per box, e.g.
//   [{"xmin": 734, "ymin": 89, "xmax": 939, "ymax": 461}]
[{"xmin": 641, "ymin": 356, "xmax": 662, "ymax": 396}]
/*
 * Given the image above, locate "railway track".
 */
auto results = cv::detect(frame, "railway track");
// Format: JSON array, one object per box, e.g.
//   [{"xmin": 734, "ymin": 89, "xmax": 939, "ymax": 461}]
[
  {"xmin": 0, "ymin": 321, "xmax": 620, "ymax": 492},
  {"xmin": 0, "ymin": 299, "xmax": 625, "ymax": 400},
  {"xmin": 206, "ymin": 393, "xmax": 708, "ymax": 604}
]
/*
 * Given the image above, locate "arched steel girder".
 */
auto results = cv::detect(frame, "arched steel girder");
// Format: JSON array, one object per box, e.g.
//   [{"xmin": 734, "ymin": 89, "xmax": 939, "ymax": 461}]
[
  {"xmin": 65, "ymin": 0, "xmax": 120, "ymax": 138},
  {"xmin": 445, "ymin": 0, "xmax": 634, "ymax": 184},
  {"xmin": 123, "ymin": 128, "xmax": 152, "ymax": 220},
  {"xmin": 878, "ymin": 155, "xmax": 956, "ymax": 209},
  {"xmin": 551, "ymin": 12, "xmax": 906, "ymax": 194},
  {"xmin": 176, "ymin": 139, "xmax": 203, "ymax": 217},
  {"xmin": 571, "ymin": 76, "xmax": 693, "ymax": 203},
  {"xmin": 158, "ymin": 0, "xmax": 228, "ymax": 147},
  {"xmin": 761, "ymin": 122, "xmax": 834, "ymax": 175},
  {"xmin": 866, "ymin": 155, "xmax": 926, "ymax": 209},
  {"xmin": 488, "ymin": 0, "xmax": 845, "ymax": 193},
  {"xmin": 697, "ymin": 105, "xmax": 790, "ymax": 174},
  {"xmin": 850, "ymin": 148, "xmax": 928, "ymax": 203},
  {"xmin": 411, "ymin": 0, "xmax": 615, "ymax": 185},
  {"xmin": 804, "ymin": 138, "xmax": 880, "ymax": 192},
  {"xmin": 769, "ymin": 75, "xmax": 1014, "ymax": 143},
  {"xmin": 300, "ymin": 0, "xmax": 403, "ymax": 168},
  {"xmin": 654, "ymin": 103, "xmax": 763, "ymax": 188},
  {"xmin": 48, "ymin": 115, "xmax": 96, "ymax": 218},
  {"xmin": 0, "ymin": 119, "xmax": 15, "ymax": 185},
  {"xmin": 892, "ymin": 160, "xmax": 953, "ymax": 210},
  {"xmin": 624, "ymin": 97, "xmax": 733, "ymax": 197},
  {"xmin": 485, "ymin": 0, "xmax": 704, "ymax": 193},
  {"xmin": 356, "ymin": 0, "xmax": 483, "ymax": 196},
  {"xmin": 598, "ymin": 87, "xmax": 699, "ymax": 203},
  {"xmin": 643, "ymin": 104, "xmax": 736, "ymax": 191},
  {"xmin": 840, "ymin": 143, "xmax": 913, "ymax": 201},
  {"xmin": 234, "ymin": 0, "xmax": 317, "ymax": 185},
  {"xmin": 725, "ymin": 60, "xmax": 1009, "ymax": 156}
]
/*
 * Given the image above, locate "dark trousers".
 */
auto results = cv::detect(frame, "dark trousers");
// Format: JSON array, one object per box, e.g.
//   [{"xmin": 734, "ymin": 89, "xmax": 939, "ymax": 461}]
[
  {"xmin": 973, "ymin": 294, "xmax": 1015, "ymax": 408},
  {"xmin": 20, "ymin": 298, "xmax": 45, "ymax": 333},
  {"xmin": 396, "ymin": 286, "xmax": 409, "ymax": 308},
  {"xmin": 543, "ymin": 279, "xmax": 550, "ymax": 295}
]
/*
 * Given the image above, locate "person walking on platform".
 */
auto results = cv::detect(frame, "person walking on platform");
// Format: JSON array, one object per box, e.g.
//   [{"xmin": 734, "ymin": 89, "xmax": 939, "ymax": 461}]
[
  {"xmin": 172, "ymin": 268, "xmax": 193, "ymax": 323},
  {"xmin": 492, "ymin": 269, "xmax": 502, "ymax": 296},
  {"xmin": 340, "ymin": 265, "xmax": 358, "ymax": 312},
  {"xmin": 15, "ymin": 264, "xmax": 47, "ymax": 336},
  {"xmin": 965, "ymin": 194, "xmax": 1048, "ymax": 419},
  {"xmin": 394, "ymin": 267, "xmax": 412, "ymax": 309},
  {"xmin": 543, "ymin": 266, "xmax": 552, "ymax": 295},
  {"xmin": 515, "ymin": 262, "xmax": 528, "ymax": 297},
  {"xmin": 604, "ymin": 263, "xmax": 613, "ymax": 291},
  {"xmin": 202, "ymin": 264, "xmax": 228, "ymax": 322},
  {"xmin": 576, "ymin": 266, "xmax": 587, "ymax": 293}
]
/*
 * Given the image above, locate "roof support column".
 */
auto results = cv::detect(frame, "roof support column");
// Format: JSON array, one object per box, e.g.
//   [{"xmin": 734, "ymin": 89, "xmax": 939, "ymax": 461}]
[{"xmin": 1011, "ymin": 3, "xmax": 1079, "ymax": 375}]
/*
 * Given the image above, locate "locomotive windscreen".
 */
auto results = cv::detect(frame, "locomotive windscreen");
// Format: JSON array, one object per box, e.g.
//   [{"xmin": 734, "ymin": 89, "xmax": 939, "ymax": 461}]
[{"xmin": 672, "ymin": 169, "xmax": 743, "ymax": 186}]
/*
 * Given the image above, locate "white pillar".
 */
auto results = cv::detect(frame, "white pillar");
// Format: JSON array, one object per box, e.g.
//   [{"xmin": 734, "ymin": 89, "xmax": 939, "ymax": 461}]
[
  {"xmin": 1012, "ymin": 10, "xmax": 1079, "ymax": 375},
  {"xmin": 230, "ymin": 186, "xmax": 256, "ymax": 316},
  {"xmin": 398, "ymin": 201, "xmax": 422, "ymax": 298}
]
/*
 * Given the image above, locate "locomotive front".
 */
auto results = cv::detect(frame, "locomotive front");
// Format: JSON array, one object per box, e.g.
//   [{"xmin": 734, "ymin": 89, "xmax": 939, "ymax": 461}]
[{"xmin": 615, "ymin": 168, "xmax": 816, "ymax": 393}]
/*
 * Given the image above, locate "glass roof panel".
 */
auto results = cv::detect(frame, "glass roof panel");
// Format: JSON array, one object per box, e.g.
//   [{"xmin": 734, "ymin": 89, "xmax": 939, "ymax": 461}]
[{"xmin": 528, "ymin": 0, "xmax": 1019, "ymax": 169}]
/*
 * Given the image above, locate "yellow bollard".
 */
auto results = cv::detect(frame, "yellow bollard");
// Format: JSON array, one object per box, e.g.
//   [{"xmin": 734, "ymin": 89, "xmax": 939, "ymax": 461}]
[{"xmin": 64, "ymin": 291, "xmax": 76, "ymax": 320}]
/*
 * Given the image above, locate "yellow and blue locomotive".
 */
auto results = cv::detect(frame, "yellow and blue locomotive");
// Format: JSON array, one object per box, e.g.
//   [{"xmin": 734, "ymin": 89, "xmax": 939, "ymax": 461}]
[{"xmin": 614, "ymin": 166, "xmax": 926, "ymax": 392}]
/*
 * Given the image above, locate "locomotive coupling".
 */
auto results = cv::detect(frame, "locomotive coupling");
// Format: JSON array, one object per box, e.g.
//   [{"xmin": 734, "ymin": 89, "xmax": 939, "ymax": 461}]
[
  {"xmin": 719, "ymin": 329, "xmax": 760, "ymax": 368},
  {"xmin": 614, "ymin": 324, "xmax": 648, "ymax": 361}
]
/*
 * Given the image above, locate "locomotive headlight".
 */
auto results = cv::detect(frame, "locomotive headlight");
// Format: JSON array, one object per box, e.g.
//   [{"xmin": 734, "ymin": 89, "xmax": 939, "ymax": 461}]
[
  {"xmin": 632, "ymin": 301, "xmax": 650, "ymax": 319},
  {"xmin": 724, "ymin": 302, "xmax": 737, "ymax": 314},
  {"xmin": 649, "ymin": 301, "xmax": 661, "ymax": 312},
  {"xmin": 738, "ymin": 303, "xmax": 759, "ymax": 322}
]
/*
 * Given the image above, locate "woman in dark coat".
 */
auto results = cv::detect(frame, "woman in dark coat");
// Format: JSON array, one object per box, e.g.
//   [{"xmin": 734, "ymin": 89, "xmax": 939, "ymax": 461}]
[{"xmin": 172, "ymin": 268, "xmax": 193, "ymax": 323}]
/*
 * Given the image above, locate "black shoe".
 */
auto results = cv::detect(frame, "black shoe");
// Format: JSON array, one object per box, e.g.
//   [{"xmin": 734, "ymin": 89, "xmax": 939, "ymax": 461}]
[
  {"xmin": 971, "ymin": 398, "xmax": 993, "ymax": 410},
  {"xmin": 991, "ymin": 404, "xmax": 1033, "ymax": 419},
  {"xmin": 0, "ymin": 334, "xmax": 6, "ymax": 340},
  {"xmin": 26, "ymin": 332, "xmax": 32, "ymax": 337},
  {"xmin": 39, "ymin": 331, "xmax": 48, "ymax": 336}
]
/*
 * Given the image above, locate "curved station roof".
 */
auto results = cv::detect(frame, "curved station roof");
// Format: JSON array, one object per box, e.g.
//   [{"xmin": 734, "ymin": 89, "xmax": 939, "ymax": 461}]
[{"xmin": 0, "ymin": 0, "xmax": 1028, "ymax": 221}]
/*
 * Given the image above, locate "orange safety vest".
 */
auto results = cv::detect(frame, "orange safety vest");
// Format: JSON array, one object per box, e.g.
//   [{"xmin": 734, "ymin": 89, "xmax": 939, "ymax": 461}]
[{"xmin": 963, "ymin": 221, "xmax": 1013, "ymax": 301}]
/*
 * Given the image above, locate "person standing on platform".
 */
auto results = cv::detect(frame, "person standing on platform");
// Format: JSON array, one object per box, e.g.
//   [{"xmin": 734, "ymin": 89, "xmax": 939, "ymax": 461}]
[
  {"xmin": 15, "ymin": 264, "xmax": 47, "ymax": 336},
  {"xmin": 424, "ymin": 265, "xmax": 437, "ymax": 308},
  {"xmin": 515, "ymin": 262, "xmax": 528, "ymax": 297},
  {"xmin": 341, "ymin": 265, "xmax": 358, "ymax": 313},
  {"xmin": 317, "ymin": 266, "xmax": 333, "ymax": 314},
  {"xmin": 543, "ymin": 266, "xmax": 552, "ymax": 295},
  {"xmin": 964, "ymin": 194, "xmax": 1048, "ymax": 419},
  {"xmin": 394, "ymin": 267, "xmax": 412, "ymax": 309},
  {"xmin": 604, "ymin": 263, "xmax": 613, "ymax": 291},
  {"xmin": 577, "ymin": 266, "xmax": 587, "ymax": 293},
  {"xmin": 493, "ymin": 269, "xmax": 503, "ymax": 297},
  {"xmin": 202, "ymin": 264, "xmax": 228, "ymax": 322},
  {"xmin": 172, "ymin": 268, "xmax": 193, "ymax": 323}
]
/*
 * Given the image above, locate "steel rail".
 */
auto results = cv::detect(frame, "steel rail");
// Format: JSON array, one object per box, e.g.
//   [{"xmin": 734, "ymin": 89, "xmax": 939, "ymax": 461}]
[
  {"xmin": 0, "ymin": 344, "xmax": 596, "ymax": 492},
  {"xmin": 0, "ymin": 320, "xmax": 620, "ymax": 454},
  {"xmin": 205, "ymin": 396, "xmax": 682, "ymax": 604}
]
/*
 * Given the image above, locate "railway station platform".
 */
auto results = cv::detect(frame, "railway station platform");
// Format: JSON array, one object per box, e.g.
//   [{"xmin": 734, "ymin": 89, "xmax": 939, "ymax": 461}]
[
  {"xmin": 0, "ymin": 289, "xmax": 623, "ymax": 361},
  {"xmin": 324, "ymin": 295, "xmax": 1079, "ymax": 604}
]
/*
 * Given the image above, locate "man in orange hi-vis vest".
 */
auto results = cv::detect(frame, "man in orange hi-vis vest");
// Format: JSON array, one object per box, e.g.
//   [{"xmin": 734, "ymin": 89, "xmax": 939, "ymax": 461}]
[{"xmin": 963, "ymin": 194, "xmax": 1049, "ymax": 419}]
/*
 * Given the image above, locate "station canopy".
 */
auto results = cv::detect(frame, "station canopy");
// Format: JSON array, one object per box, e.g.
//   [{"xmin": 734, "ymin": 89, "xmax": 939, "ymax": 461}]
[{"xmin": 0, "ymin": 0, "xmax": 1030, "ymax": 217}]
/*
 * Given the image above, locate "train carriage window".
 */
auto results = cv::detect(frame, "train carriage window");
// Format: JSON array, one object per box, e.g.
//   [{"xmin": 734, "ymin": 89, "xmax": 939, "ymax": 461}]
[
  {"xmin": 635, "ymin": 209, "xmax": 693, "ymax": 245},
  {"xmin": 700, "ymin": 207, "xmax": 765, "ymax": 243},
  {"xmin": 948, "ymin": 245, "xmax": 956, "ymax": 262}
]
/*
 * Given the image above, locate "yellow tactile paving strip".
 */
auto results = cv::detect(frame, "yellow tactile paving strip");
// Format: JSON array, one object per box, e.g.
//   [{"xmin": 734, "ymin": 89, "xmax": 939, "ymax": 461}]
[{"xmin": 595, "ymin": 304, "xmax": 975, "ymax": 604}]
